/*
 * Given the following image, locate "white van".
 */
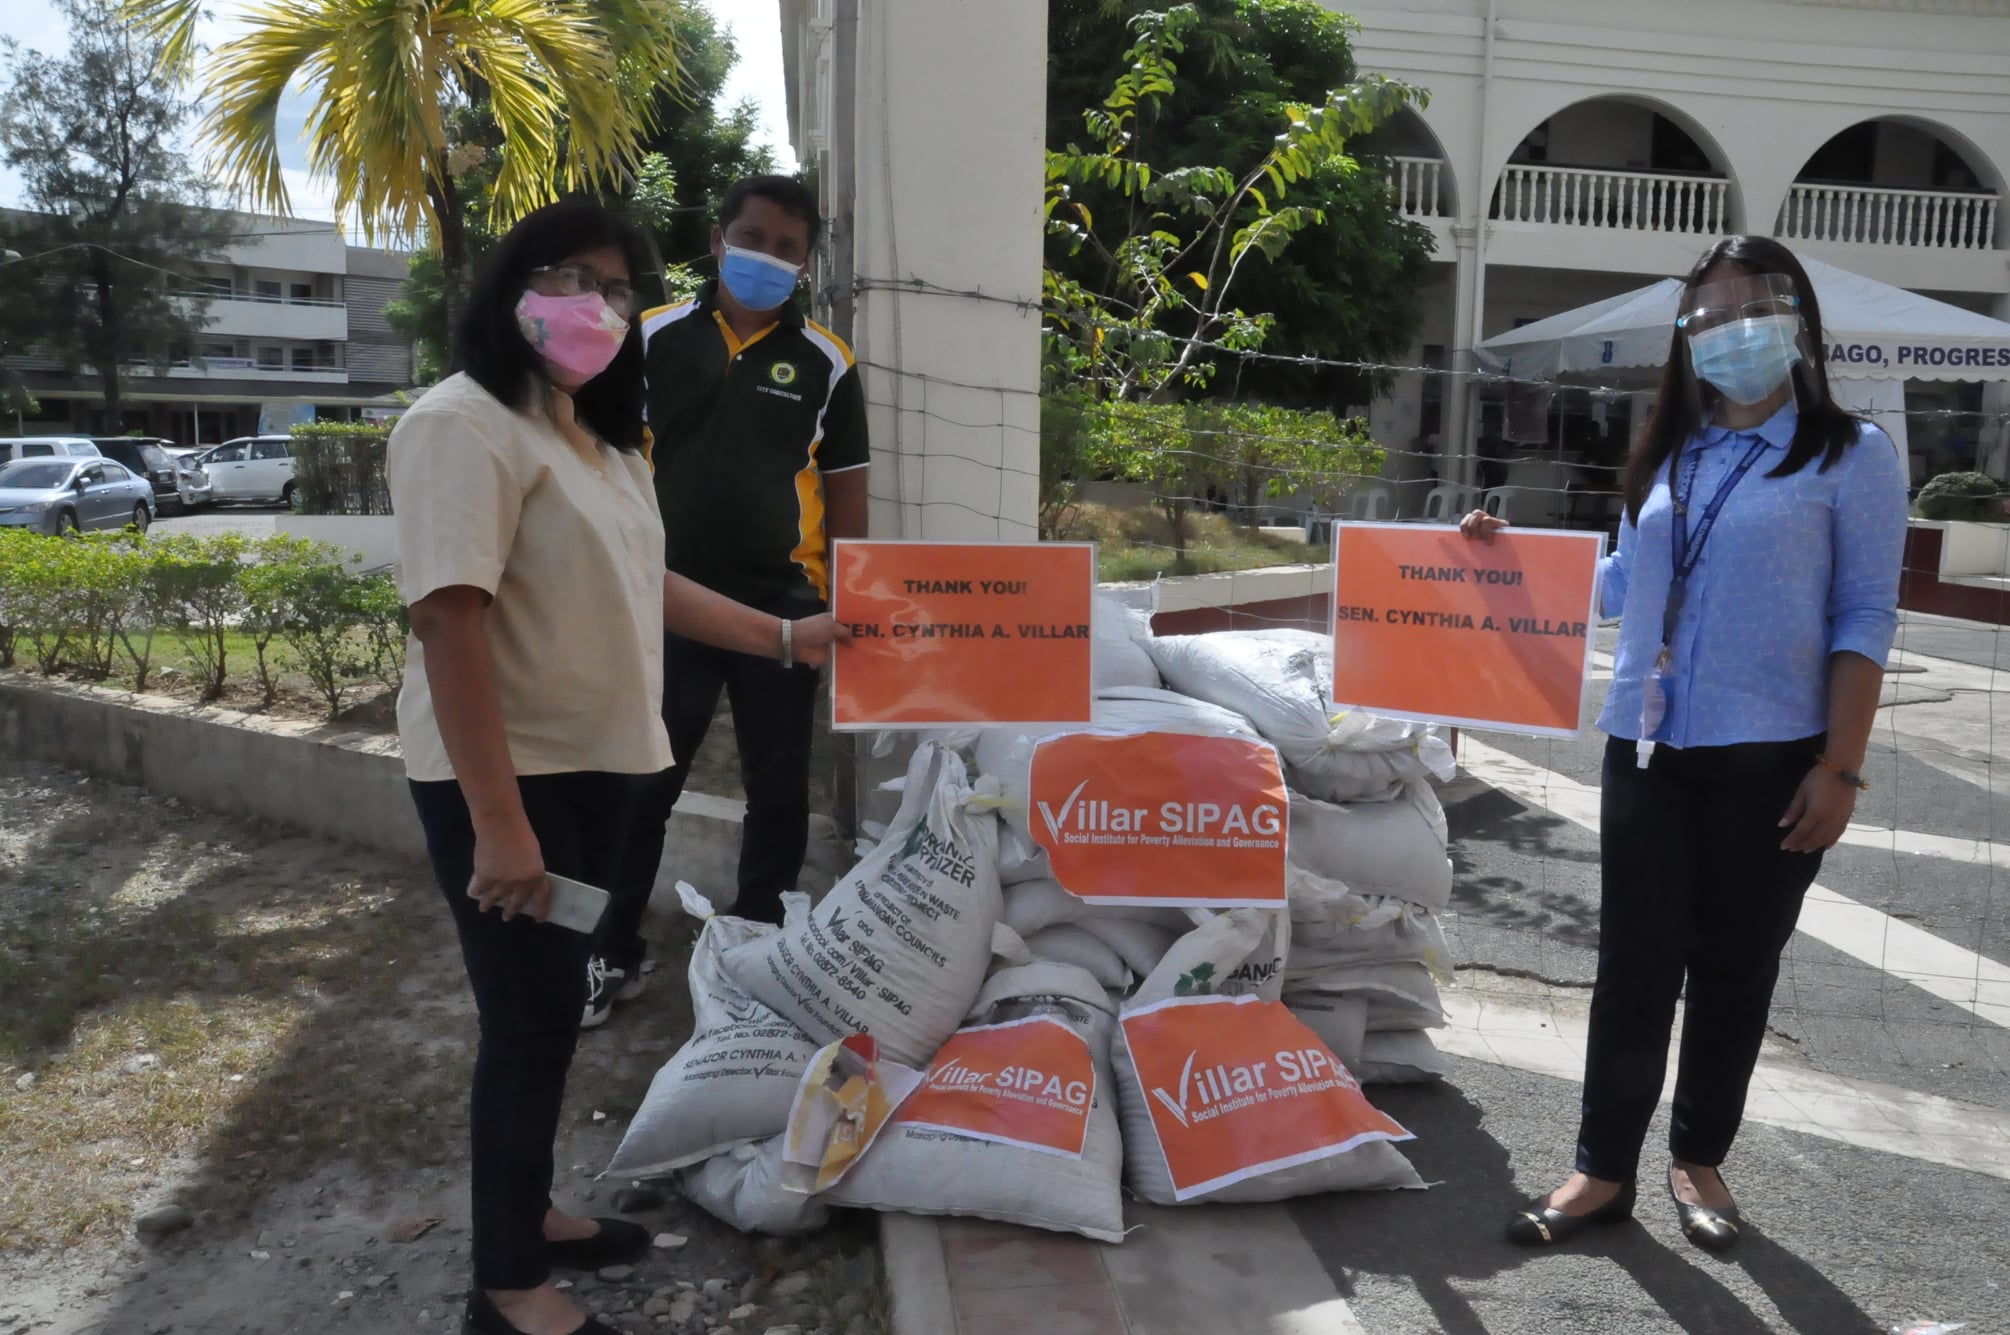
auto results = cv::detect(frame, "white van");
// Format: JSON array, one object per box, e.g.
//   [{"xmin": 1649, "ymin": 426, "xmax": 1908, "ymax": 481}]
[{"xmin": 0, "ymin": 437, "xmax": 103, "ymax": 465}]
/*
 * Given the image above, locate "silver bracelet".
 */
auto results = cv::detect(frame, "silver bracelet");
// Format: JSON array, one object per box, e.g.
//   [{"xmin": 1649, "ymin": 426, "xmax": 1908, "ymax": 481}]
[{"xmin": 779, "ymin": 616, "xmax": 794, "ymax": 669}]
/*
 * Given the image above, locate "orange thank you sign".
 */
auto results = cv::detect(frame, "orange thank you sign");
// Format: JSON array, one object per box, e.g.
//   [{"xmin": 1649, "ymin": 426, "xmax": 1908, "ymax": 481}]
[
  {"xmin": 895, "ymin": 1016, "xmax": 1097, "ymax": 1158},
  {"xmin": 830, "ymin": 541, "xmax": 1096, "ymax": 728},
  {"xmin": 1121, "ymin": 994, "xmax": 1413, "ymax": 1201},
  {"xmin": 1029, "ymin": 732, "xmax": 1288, "ymax": 908},
  {"xmin": 1330, "ymin": 522, "xmax": 1605, "ymax": 737}
]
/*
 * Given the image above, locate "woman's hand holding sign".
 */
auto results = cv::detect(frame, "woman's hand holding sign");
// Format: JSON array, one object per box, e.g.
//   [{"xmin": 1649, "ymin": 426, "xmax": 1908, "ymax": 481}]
[
  {"xmin": 789, "ymin": 613, "xmax": 849, "ymax": 669},
  {"xmin": 1459, "ymin": 509, "xmax": 1510, "ymax": 543}
]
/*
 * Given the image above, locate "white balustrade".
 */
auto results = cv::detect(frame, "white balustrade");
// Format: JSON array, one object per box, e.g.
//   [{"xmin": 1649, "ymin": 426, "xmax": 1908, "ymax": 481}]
[
  {"xmin": 1388, "ymin": 156, "xmax": 1448, "ymax": 219},
  {"xmin": 1777, "ymin": 183, "xmax": 2001, "ymax": 251},
  {"xmin": 1492, "ymin": 165, "xmax": 1730, "ymax": 235}
]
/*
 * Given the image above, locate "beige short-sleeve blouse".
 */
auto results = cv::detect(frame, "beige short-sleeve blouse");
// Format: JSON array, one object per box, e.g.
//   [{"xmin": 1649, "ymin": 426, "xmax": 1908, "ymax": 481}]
[{"xmin": 388, "ymin": 372, "xmax": 674, "ymax": 782}]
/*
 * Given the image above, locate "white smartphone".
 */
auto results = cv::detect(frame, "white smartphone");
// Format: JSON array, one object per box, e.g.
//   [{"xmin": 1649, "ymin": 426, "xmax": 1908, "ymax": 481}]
[{"xmin": 543, "ymin": 873, "xmax": 612, "ymax": 934}]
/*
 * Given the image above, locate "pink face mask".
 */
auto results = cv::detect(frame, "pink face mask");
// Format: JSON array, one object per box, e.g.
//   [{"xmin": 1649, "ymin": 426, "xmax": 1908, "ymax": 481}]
[{"xmin": 515, "ymin": 290, "xmax": 628, "ymax": 382}]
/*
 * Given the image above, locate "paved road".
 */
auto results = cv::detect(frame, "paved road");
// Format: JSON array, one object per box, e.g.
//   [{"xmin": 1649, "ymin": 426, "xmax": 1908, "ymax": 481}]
[
  {"xmin": 1278, "ymin": 608, "xmax": 2010, "ymax": 1333},
  {"xmin": 152, "ymin": 504, "xmax": 287, "ymax": 540}
]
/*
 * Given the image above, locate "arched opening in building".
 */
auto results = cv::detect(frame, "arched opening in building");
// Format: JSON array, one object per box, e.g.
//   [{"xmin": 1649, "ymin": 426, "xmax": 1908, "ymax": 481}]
[
  {"xmin": 1495, "ymin": 97, "xmax": 1737, "ymax": 235},
  {"xmin": 1358, "ymin": 106, "xmax": 1458, "ymax": 220},
  {"xmin": 1783, "ymin": 118, "xmax": 2002, "ymax": 250}
]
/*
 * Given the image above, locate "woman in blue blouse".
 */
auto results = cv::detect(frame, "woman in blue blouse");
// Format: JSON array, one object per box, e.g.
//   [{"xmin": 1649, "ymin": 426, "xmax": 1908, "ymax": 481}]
[{"xmin": 1464, "ymin": 235, "xmax": 1910, "ymax": 1252}]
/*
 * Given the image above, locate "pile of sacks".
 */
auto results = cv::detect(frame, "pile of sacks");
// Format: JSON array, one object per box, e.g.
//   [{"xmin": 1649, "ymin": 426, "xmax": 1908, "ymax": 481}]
[{"xmin": 609, "ymin": 728, "xmax": 1430, "ymax": 1242}]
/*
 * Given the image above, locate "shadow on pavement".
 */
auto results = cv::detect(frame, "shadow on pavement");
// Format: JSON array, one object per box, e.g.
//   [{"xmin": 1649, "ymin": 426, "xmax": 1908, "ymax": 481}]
[{"xmin": 1291, "ymin": 1080, "xmax": 1884, "ymax": 1335}]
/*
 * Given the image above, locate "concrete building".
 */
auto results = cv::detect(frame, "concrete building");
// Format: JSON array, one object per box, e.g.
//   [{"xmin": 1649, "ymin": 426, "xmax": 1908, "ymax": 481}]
[
  {"xmin": 774, "ymin": 0, "xmax": 2010, "ymax": 534},
  {"xmin": 1344, "ymin": 0, "xmax": 2010, "ymax": 510},
  {"xmin": 4, "ymin": 213, "xmax": 416, "ymax": 443}
]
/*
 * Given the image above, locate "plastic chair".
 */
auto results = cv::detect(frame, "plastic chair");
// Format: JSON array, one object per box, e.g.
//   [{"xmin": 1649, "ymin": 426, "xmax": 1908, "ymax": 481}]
[
  {"xmin": 1349, "ymin": 487, "xmax": 1391, "ymax": 521},
  {"xmin": 1422, "ymin": 485, "xmax": 1465, "ymax": 521},
  {"xmin": 1482, "ymin": 487, "xmax": 1513, "ymax": 522}
]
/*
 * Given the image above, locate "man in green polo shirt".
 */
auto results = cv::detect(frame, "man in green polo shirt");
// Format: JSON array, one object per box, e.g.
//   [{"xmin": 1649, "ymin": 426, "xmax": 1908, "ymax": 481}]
[{"xmin": 586, "ymin": 176, "xmax": 869, "ymax": 1027}]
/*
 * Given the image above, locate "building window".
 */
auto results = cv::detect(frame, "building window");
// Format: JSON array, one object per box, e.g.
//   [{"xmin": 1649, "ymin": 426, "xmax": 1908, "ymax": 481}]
[
  {"xmin": 255, "ymin": 280, "xmax": 282, "ymax": 303},
  {"xmin": 186, "ymin": 274, "xmax": 232, "ymax": 297},
  {"xmin": 256, "ymin": 345, "xmax": 284, "ymax": 369},
  {"xmin": 290, "ymin": 348, "xmax": 320, "ymax": 371},
  {"xmin": 291, "ymin": 282, "xmax": 314, "ymax": 303},
  {"xmin": 201, "ymin": 343, "xmax": 235, "ymax": 361}
]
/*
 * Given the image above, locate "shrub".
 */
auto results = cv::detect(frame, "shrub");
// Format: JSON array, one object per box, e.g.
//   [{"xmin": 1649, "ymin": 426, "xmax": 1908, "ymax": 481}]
[
  {"xmin": 1916, "ymin": 470, "xmax": 2002, "ymax": 523},
  {"xmin": 289, "ymin": 421, "xmax": 394, "ymax": 515}
]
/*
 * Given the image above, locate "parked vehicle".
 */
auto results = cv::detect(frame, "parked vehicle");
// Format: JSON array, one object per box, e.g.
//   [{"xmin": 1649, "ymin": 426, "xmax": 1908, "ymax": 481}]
[
  {"xmin": 198, "ymin": 434, "xmax": 296, "ymax": 506},
  {"xmin": 0, "ymin": 437, "xmax": 103, "ymax": 465},
  {"xmin": 90, "ymin": 437, "xmax": 211, "ymax": 513},
  {"xmin": 0, "ymin": 458, "xmax": 156, "ymax": 534}
]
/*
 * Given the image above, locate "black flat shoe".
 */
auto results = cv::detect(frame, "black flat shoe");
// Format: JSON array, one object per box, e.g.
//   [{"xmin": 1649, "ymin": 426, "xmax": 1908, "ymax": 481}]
[
  {"xmin": 1667, "ymin": 1167, "xmax": 1741, "ymax": 1253},
  {"xmin": 1504, "ymin": 1178, "xmax": 1637, "ymax": 1246},
  {"xmin": 545, "ymin": 1216, "xmax": 651, "ymax": 1270},
  {"xmin": 463, "ymin": 1287, "xmax": 622, "ymax": 1335}
]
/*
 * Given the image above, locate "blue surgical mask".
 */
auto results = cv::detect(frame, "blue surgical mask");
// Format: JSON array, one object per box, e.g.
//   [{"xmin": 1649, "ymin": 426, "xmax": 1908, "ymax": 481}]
[
  {"xmin": 1687, "ymin": 315, "xmax": 1802, "ymax": 406},
  {"xmin": 719, "ymin": 245, "xmax": 802, "ymax": 311}
]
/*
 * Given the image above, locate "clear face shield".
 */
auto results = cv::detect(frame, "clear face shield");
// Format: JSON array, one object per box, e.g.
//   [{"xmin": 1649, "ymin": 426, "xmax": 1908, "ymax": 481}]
[{"xmin": 1674, "ymin": 272, "xmax": 1808, "ymax": 408}]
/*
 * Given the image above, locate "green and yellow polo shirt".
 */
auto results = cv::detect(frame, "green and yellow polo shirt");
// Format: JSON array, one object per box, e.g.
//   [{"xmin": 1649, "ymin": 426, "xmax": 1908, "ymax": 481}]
[{"xmin": 639, "ymin": 281, "xmax": 868, "ymax": 607}]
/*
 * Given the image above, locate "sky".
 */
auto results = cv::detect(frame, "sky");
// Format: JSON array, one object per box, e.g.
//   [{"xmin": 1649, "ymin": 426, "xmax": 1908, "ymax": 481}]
[{"xmin": 0, "ymin": 0, "xmax": 797, "ymax": 225}]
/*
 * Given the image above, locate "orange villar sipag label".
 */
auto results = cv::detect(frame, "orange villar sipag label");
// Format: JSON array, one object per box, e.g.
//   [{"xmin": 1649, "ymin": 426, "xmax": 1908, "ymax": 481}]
[
  {"xmin": 1029, "ymin": 732, "xmax": 1288, "ymax": 907},
  {"xmin": 895, "ymin": 1016, "xmax": 1097, "ymax": 1158},
  {"xmin": 1121, "ymin": 994, "xmax": 1413, "ymax": 1201}
]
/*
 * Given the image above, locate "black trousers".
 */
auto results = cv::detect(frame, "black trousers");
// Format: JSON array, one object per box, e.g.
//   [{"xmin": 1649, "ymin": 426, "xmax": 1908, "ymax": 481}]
[
  {"xmin": 1575, "ymin": 733, "xmax": 1826, "ymax": 1183},
  {"xmin": 599, "ymin": 596, "xmax": 824, "ymax": 955},
  {"xmin": 410, "ymin": 771, "xmax": 641, "ymax": 1291}
]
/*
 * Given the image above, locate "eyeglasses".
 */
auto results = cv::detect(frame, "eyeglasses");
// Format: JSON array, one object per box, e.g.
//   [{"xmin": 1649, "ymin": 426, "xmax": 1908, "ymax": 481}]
[
  {"xmin": 528, "ymin": 263, "xmax": 637, "ymax": 318},
  {"xmin": 1675, "ymin": 295, "xmax": 1800, "ymax": 334}
]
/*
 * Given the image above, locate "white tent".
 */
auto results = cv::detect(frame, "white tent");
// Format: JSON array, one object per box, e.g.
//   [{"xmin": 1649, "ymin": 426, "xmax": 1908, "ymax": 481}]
[{"xmin": 1475, "ymin": 257, "xmax": 2010, "ymax": 460}]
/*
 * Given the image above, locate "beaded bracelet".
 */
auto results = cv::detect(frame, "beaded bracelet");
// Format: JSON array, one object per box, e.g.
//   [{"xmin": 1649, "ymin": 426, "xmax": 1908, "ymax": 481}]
[{"xmin": 1815, "ymin": 755, "xmax": 1869, "ymax": 791}]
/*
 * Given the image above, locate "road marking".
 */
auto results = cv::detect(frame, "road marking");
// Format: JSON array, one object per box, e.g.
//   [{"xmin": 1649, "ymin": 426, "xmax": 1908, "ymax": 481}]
[
  {"xmin": 1456, "ymin": 736, "xmax": 2010, "ymax": 1029},
  {"xmin": 1838, "ymin": 823, "xmax": 2010, "ymax": 868},
  {"xmin": 1439, "ymin": 989, "xmax": 2010, "ymax": 1182}
]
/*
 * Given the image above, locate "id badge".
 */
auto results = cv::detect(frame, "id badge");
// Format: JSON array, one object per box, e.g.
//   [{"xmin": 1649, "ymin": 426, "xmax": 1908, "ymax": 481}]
[{"xmin": 1638, "ymin": 648, "xmax": 1676, "ymax": 745}]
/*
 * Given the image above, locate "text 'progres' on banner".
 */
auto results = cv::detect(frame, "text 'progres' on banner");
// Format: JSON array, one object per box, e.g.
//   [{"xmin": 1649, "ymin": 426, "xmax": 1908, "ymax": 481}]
[
  {"xmin": 1330, "ymin": 522, "xmax": 1604, "ymax": 738},
  {"xmin": 1029, "ymin": 732, "xmax": 1289, "ymax": 908},
  {"xmin": 830, "ymin": 541, "xmax": 1096, "ymax": 729},
  {"xmin": 895, "ymin": 1016, "xmax": 1097, "ymax": 1159}
]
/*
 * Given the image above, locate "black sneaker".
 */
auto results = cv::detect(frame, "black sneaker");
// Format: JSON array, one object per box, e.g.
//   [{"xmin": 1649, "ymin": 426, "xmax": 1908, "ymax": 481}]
[{"xmin": 581, "ymin": 955, "xmax": 625, "ymax": 1030}]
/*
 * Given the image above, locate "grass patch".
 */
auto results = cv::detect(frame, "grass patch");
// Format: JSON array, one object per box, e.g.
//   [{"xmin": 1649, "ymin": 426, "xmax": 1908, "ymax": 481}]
[{"xmin": 1066, "ymin": 503, "xmax": 1327, "ymax": 581}]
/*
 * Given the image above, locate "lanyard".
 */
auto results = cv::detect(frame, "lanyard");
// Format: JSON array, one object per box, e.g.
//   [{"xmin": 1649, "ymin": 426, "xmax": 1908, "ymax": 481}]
[{"xmin": 1660, "ymin": 435, "xmax": 1769, "ymax": 650}]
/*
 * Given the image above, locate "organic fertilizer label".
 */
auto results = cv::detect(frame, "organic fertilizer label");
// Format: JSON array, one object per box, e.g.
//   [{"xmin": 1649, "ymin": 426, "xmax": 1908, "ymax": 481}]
[
  {"xmin": 1121, "ymin": 994, "xmax": 1413, "ymax": 1202},
  {"xmin": 1029, "ymin": 732, "xmax": 1288, "ymax": 907},
  {"xmin": 895, "ymin": 1016, "xmax": 1096, "ymax": 1158},
  {"xmin": 830, "ymin": 540, "xmax": 1096, "ymax": 728}
]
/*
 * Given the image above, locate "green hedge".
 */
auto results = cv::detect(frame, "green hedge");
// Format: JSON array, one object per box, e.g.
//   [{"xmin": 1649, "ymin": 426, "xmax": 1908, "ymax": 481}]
[
  {"xmin": 289, "ymin": 421, "xmax": 393, "ymax": 515},
  {"xmin": 0, "ymin": 529, "xmax": 404, "ymax": 719},
  {"xmin": 1916, "ymin": 470, "xmax": 2002, "ymax": 523}
]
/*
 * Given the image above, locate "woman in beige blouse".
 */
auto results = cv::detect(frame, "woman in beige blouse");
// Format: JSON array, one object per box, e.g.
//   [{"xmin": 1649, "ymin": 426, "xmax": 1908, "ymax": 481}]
[{"xmin": 388, "ymin": 200, "xmax": 842, "ymax": 1335}]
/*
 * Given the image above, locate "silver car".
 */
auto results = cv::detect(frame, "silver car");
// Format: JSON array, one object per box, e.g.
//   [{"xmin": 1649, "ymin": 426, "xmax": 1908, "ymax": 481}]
[{"xmin": 0, "ymin": 458, "xmax": 157, "ymax": 535}]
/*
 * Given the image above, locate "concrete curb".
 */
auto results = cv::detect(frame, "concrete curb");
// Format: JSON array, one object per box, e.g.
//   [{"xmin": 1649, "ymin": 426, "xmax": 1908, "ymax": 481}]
[
  {"xmin": 880, "ymin": 1213, "xmax": 956, "ymax": 1335},
  {"xmin": 0, "ymin": 672, "xmax": 846, "ymax": 899}
]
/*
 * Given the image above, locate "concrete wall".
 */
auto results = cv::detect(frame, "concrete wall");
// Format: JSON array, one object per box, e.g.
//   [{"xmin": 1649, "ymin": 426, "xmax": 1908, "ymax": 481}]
[
  {"xmin": 788, "ymin": 0, "xmax": 1048, "ymax": 541},
  {"xmin": 0, "ymin": 675, "xmax": 844, "ymax": 907}
]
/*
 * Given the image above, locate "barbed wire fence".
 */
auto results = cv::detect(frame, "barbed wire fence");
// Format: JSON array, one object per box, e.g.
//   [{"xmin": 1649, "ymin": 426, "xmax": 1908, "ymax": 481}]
[{"xmin": 837, "ymin": 276, "xmax": 2010, "ymax": 1112}]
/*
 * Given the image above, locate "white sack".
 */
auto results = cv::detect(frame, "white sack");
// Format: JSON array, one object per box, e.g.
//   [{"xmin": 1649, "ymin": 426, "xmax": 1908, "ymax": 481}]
[
  {"xmin": 676, "ymin": 1137, "xmax": 829, "ymax": 1236},
  {"xmin": 1289, "ymin": 961, "xmax": 1446, "ymax": 1032},
  {"xmin": 1140, "ymin": 630, "xmax": 1455, "ymax": 801},
  {"xmin": 1358, "ymin": 1031, "xmax": 1450, "ymax": 1085},
  {"xmin": 1001, "ymin": 878, "xmax": 1087, "ymax": 938},
  {"xmin": 724, "ymin": 743, "xmax": 1004, "ymax": 1066},
  {"xmin": 607, "ymin": 897, "xmax": 820, "ymax": 1179},
  {"xmin": 1287, "ymin": 783, "xmax": 1452, "ymax": 911},
  {"xmin": 1113, "ymin": 910, "xmax": 1422, "ymax": 1204},
  {"xmin": 1025, "ymin": 925, "xmax": 1132, "ymax": 990},
  {"xmin": 1094, "ymin": 591, "xmax": 1161, "ymax": 692},
  {"xmin": 824, "ymin": 962, "xmax": 1126, "ymax": 1242},
  {"xmin": 1283, "ymin": 992, "xmax": 1368, "ymax": 1075},
  {"xmin": 1284, "ymin": 879, "xmax": 1454, "ymax": 981},
  {"xmin": 1075, "ymin": 915, "xmax": 1181, "ymax": 980}
]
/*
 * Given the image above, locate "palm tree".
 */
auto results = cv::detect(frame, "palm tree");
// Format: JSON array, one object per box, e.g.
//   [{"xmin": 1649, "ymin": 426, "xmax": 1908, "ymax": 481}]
[{"xmin": 127, "ymin": 0, "xmax": 684, "ymax": 333}]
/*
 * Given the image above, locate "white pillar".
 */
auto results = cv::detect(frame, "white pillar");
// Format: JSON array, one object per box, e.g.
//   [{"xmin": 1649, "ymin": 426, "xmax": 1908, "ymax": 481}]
[
  {"xmin": 1445, "ymin": 225, "xmax": 1482, "ymax": 492},
  {"xmin": 1984, "ymin": 296, "xmax": 2010, "ymax": 483},
  {"xmin": 845, "ymin": 0, "xmax": 1047, "ymax": 541}
]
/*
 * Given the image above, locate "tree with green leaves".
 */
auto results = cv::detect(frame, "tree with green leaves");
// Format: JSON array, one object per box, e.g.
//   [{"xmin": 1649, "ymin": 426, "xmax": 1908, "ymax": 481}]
[
  {"xmin": 0, "ymin": 0, "xmax": 234, "ymax": 430},
  {"xmin": 382, "ymin": 7, "xmax": 770, "ymax": 380},
  {"xmin": 1045, "ymin": 0, "xmax": 1433, "ymax": 408},
  {"xmin": 127, "ymin": 0, "xmax": 688, "ymax": 339}
]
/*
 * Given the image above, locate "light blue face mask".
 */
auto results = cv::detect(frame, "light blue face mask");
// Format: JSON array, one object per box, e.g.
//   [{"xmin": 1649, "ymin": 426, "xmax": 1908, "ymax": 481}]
[
  {"xmin": 719, "ymin": 245, "xmax": 802, "ymax": 312},
  {"xmin": 1687, "ymin": 314, "xmax": 1802, "ymax": 406}
]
